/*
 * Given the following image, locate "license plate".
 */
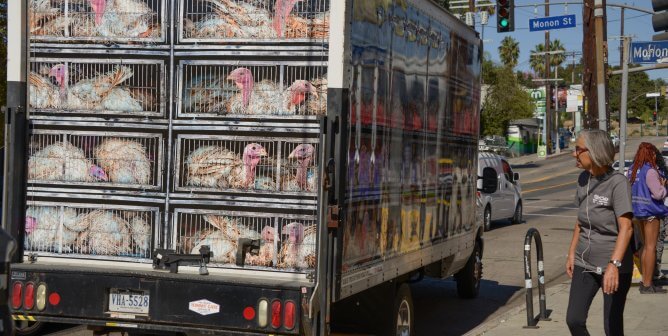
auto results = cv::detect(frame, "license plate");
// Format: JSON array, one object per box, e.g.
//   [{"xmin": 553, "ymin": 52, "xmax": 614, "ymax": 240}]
[{"xmin": 109, "ymin": 289, "xmax": 150, "ymax": 315}]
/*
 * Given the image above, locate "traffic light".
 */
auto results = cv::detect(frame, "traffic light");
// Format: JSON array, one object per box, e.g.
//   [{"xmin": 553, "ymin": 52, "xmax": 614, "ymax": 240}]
[
  {"xmin": 653, "ymin": 0, "xmax": 668, "ymax": 40},
  {"xmin": 496, "ymin": 0, "xmax": 515, "ymax": 33}
]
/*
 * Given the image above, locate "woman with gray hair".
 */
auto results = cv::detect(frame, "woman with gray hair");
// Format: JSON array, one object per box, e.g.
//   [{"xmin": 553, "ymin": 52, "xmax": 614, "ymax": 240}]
[{"xmin": 565, "ymin": 129, "xmax": 634, "ymax": 336}]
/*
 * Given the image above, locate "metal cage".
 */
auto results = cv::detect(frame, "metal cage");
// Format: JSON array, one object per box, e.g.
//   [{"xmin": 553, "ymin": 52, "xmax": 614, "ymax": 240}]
[
  {"xmin": 29, "ymin": 58, "xmax": 166, "ymax": 118},
  {"xmin": 178, "ymin": 0, "xmax": 330, "ymax": 44},
  {"xmin": 29, "ymin": 0, "xmax": 165, "ymax": 43},
  {"xmin": 28, "ymin": 129, "xmax": 164, "ymax": 190},
  {"xmin": 177, "ymin": 60, "xmax": 327, "ymax": 119},
  {"xmin": 173, "ymin": 209, "xmax": 316, "ymax": 272},
  {"xmin": 24, "ymin": 201, "xmax": 160, "ymax": 261},
  {"xmin": 174, "ymin": 134, "xmax": 318, "ymax": 196}
]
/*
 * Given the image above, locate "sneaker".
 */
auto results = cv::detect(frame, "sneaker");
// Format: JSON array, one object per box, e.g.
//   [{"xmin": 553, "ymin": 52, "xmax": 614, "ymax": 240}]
[{"xmin": 639, "ymin": 284, "xmax": 668, "ymax": 294}]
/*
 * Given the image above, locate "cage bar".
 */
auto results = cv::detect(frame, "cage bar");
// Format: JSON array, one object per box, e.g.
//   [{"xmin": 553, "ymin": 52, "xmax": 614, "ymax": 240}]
[
  {"xmin": 279, "ymin": 140, "xmax": 319, "ymax": 193},
  {"xmin": 29, "ymin": 0, "xmax": 165, "ymax": 43},
  {"xmin": 178, "ymin": 61, "xmax": 327, "ymax": 118},
  {"xmin": 29, "ymin": 58, "xmax": 165, "ymax": 118},
  {"xmin": 277, "ymin": 217, "xmax": 317, "ymax": 271},
  {"xmin": 179, "ymin": 0, "xmax": 330, "ymax": 43},
  {"xmin": 24, "ymin": 202, "xmax": 159, "ymax": 261},
  {"xmin": 28, "ymin": 130, "xmax": 163, "ymax": 190}
]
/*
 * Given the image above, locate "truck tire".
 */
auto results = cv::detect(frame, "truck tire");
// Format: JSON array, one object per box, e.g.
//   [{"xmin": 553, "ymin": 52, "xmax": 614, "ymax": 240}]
[
  {"xmin": 511, "ymin": 201, "xmax": 523, "ymax": 224},
  {"xmin": 455, "ymin": 240, "xmax": 482, "ymax": 299},
  {"xmin": 483, "ymin": 206, "xmax": 492, "ymax": 232},
  {"xmin": 14, "ymin": 320, "xmax": 44, "ymax": 336},
  {"xmin": 389, "ymin": 283, "xmax": 414, "ymax": 336}
]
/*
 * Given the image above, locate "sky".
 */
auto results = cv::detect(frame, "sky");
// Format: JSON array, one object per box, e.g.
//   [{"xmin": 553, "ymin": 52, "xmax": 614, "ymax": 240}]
[{"xmin": 473, "ymin": 0, "xmax": 668, "ymax": 81}]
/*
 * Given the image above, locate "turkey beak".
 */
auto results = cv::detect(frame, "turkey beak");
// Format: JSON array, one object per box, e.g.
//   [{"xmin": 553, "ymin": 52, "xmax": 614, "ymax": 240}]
[
  {"xmin": 259, "ymin": 147, "xmax": 268, "ymax": 157},
  {"xmin": 308, "ymin": 83, "xmax": 318, "ymax": 98}
]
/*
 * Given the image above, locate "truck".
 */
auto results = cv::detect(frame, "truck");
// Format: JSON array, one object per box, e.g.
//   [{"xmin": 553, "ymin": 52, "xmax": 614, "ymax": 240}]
[{"xmin": 2, "ymin": 0, "xmax": 487, "ymax": 335}]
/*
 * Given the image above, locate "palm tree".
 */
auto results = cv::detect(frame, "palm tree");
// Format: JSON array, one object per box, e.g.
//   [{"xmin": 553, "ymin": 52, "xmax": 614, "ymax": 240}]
[
  {"xmin": 498, "ymin": 36, "xmax": 520, "ymax": 69},
  {"xmin": 530, "ymin": 43, "xmax": 546, "ymax": 76},
  {"xmin": 549, "ymin": 39, "xmax": 566, "ymax": 78}
]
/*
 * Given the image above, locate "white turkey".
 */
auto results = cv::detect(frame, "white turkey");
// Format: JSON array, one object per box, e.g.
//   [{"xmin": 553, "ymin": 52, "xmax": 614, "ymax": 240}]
[
  {"xmin": 94, "ymin": 138, "xmax": 152, "ymax": 185},
  {"xmin": 87, "ymin": 0, "xmax": 158, "ymax": 38},
  {"xmin": 306, "ymin": 76, "xmax": 327, "ymax": 116},
  {"xmin": 245, "ymin": 225, "xmax": 277, "ymax": 267},
  {"xmin": 49, "ymin": 63, "xmax": 143, "ymax": 112},
  {"xmin": 25, "ymin": 206, "xmax": 80, "ymax": 252},
  {"xmin": 278, "ymin": 222, "xmax": 316, "ymax": 269},
  {"xmin": 184, "ymin": 0, "xmax": 285, "ymax": 39},
  {"xmin": 29, "ymin": 71, "xmax": 63, "ymax": 109},
  {"xmin": 190, "ymin": 215, "xmax": 261, "ymax": 265},
  {"xmin": 186, "ymin": 143, "xmax": 270, "ymax": 190},
  {"xmin": 226, "ymin": 67, "xmax": 318, "ymax": 115},
  {"xmin": 182, "ymin": 74, "xmax": 236, "ymax": 114},
  {"xmin": 29, "ymin": 141, "xmax": 109, "ymax": 183},
  {"xmin": 77, "ymin": 210, "xmax": 131, "ymax": 256},
  {"xmin": 282, "ymin": 144, "xmax": 316, "ymax": 192},
  {"xmin": 128, "ymin": 215, "xmax": 151, "ymax": 254}
]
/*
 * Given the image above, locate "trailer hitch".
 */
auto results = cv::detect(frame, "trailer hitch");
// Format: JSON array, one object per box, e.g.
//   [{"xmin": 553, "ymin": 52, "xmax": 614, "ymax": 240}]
[{"xmin": 152, "ymin": 246, "xmax": 212, "ymax": 275}]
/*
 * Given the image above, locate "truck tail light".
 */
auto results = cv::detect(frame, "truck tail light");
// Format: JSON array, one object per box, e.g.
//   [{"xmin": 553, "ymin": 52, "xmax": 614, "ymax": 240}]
[
  {"xmin": 36, "ymin": 283, "xmax": 47, "ymax": 311},
  {"xmin": 284, "ymin": 301, "xmax": 296, "ymax": 330},
  {"xmin": 243, "ymin": 306, "xmax": 255, "ymax": 321},
  {"xmin": 257, "ymin": 299, "xmax": 269, "ymax": 327},
  {"xmin": 11, "ymin": 282, "xmax": 23, "ymax": 309},
  {"xmin": 271, "ymin": 300, "xmax": 282, "ymax": 329},
  {"xmin": 23, "ymin": 283, "xmax": 35, "ymax": 310},
  {"xmin": 49, "ymin": 292, "xmax": 61, "ymax": 306}
]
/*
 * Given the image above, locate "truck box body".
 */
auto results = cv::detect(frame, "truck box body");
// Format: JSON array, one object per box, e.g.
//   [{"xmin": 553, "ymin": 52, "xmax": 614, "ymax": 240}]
[{"xmin": 5, "ymin": 0, "xmax": 482, "ymax": 334}]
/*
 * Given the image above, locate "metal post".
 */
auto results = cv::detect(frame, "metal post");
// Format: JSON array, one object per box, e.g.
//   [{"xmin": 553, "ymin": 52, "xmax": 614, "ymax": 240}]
[
  {"xmin": 656, "ymin": 96, "xmax": 659, "ymax": 136},
  {"xmin": 523, "ymin": 228, "xmax": 551, "ymax": 328},
  {"xmin": 545, "ymin": 0, "xmax": 552, "ymax": 154},
  {"xmin": 619, "ymin": 37, "xmax": 629, "ymax": 174},
  {"xmin": 619, "ymin": 8, "xmax": 624, "ymax": 68},
  {"xmin": 595, "ymin": 0, "xmax": 607, "ymax": 131}
]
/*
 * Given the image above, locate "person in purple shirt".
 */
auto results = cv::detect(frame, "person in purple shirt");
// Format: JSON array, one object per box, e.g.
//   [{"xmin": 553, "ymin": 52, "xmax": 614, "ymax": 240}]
[{"xmin": 628, "ymin": 142, "xmax": 668, "ymax": 294}]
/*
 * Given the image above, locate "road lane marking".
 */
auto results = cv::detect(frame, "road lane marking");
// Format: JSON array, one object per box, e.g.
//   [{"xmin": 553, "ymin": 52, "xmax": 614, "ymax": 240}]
[
  {"xmin": 525, "ymin": 205, "xmax": 578, "ymax": 210},
  {"xmin": 524, "ymin": 213, "xmax": 577, "ymax": 218},
  {"xmin": 523, "ymin": 167, "xmax": 579, "ymax": 184},
  {"xmin": 522, "ymin": 181, "xmax": 574, "ymax": 193}
]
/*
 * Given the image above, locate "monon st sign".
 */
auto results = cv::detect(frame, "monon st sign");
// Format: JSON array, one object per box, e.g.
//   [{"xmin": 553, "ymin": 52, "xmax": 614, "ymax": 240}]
[
  {"xmin": 529, "ymin": 15, "xmax": 576, "ymax": 32},
  {"xmin": 631, "ymin": 41, "xmax": 668, "ymax": 64}
]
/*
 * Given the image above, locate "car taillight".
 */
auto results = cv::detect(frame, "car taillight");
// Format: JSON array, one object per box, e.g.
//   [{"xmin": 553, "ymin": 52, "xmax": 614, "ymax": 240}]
[
  {"xmin": 49, "ymin": 292, "xmax": 61, "ymax": 306},
  {"xmin": 36, "ymin": 284, "xmax": 47, "ymax": 311},
  {"xmin": 284, "ymin": 301, "xmax": 296, "ymax": 330},
  {"xmin": 257, "ymin": 299, "xmax": 269, "ymax": 328},
  {"xmin": 271, "ymin": 300, "xmax": 282, "ymax": 329},
  {"xmin": 11, "ymin": 282, "xmax": 23, "ymax": 309},
  {"xmin": 23, "ymin": 283, "xmax": 35, "ymax": 310}
]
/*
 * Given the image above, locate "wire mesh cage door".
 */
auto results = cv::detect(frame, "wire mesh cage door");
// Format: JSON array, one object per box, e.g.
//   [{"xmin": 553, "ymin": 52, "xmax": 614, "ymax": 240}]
[
  {"xmin": 29, "ymin": 58, "xmax": 166, "ymax": 118},
  {"xmin": 177, "ymin": 60, "xmax": 327, "ymax": 119},
  {"xmin": 25, "ymin": 201, "xmax": 160, "ymax": 261},
  {"xmin": 28, "ymin": 130, "xmax": 164, "ymax": 191},
  {"xmin": 179, "ymin": 0, "xmax": 330, "ymax": 44},
  {"xmin": 29, "ymin": 0, "xmax": 166, "ymax": 44},
  {"xmin": 173, "ymin": 209, "xmax": 317, "ymax": 272}
]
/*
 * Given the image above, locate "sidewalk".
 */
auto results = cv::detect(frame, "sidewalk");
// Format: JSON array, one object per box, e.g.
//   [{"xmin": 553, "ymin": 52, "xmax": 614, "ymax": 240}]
[{"xmin": 467, "ymin": 244, "xmax": 668, "ymax": 336}]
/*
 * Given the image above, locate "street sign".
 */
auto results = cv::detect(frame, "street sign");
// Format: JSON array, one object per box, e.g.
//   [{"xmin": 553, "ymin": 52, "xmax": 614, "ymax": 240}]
[
  {"xmin": 630, "ymin": 41, "xmax": 668, "ymax": 64},
  {"xmin": 647, "ymin": 92, "xmax": 661, "ymax": 98},
  {"xmin": 537, "ymin": 145, "xmax": 547, "ymax": 159},
  {"xmin": 529, "ymin": 15, "xmax": 576, "ymax": 32}
]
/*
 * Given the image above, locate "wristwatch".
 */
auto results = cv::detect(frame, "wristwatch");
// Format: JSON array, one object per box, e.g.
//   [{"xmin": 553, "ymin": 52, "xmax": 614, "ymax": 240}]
[{"xmin": 609, "ymin": 259, "xmax": 622, "ymax": 268}]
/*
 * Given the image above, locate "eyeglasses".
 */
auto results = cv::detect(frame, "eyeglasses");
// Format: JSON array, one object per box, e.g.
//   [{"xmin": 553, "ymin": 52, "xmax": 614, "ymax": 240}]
[{"xmin": 575, "ymin": 146, "xmax": 589, "ymax": 155}]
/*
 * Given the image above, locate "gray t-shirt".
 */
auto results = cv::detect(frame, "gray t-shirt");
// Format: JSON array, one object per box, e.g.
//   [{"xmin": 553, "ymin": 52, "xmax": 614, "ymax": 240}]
[{"xmin": 574, "ymin": 170, "xmax": 633, "ymax": 274}]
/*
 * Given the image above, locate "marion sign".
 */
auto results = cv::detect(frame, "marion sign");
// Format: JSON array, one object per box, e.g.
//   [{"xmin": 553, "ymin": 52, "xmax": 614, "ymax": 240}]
[
  {"xmin": 529, "ymin": 15, "xmax": 576, "ymax": 32},
  {"xmin": 630, "ymin": 41, "xmax": 668, "ymax": 64}
]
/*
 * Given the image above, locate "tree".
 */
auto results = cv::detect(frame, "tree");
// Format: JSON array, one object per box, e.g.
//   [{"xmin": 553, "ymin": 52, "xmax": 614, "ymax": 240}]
[
  {"xmin": 608, "ymin": 67, "xmax": 663, "ymax": 121},
  {"xmin": 481, "ymin": 65, "xmax": 535, "ymax": 136},
  {"xmin": 498, "ymin": 36, "xmax": 520, "ymax": 69},
  {"xmin": 549, "ymin": 39, "xmax": 566, "ymax": 78},
  {"xmin": 529, "ymin": 44, "xmax": 546, "ymax": 76}
]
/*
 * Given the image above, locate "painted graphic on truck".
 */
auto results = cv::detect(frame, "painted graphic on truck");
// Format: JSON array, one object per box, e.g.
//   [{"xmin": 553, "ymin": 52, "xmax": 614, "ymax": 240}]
[{"xmin": 344, "ymin": 0, "xmax": 481, "ymax": 271}]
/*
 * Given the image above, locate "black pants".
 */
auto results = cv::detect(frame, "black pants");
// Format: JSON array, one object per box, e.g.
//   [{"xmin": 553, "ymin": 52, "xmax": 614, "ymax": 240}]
[{"xmin": 566, "ymin": 266, "xmax": 632, "ymax": 336}]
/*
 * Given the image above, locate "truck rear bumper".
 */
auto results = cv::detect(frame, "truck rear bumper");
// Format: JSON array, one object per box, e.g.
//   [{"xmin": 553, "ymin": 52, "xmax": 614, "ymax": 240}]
[{"xmin": 10, "ymin": 263, "xmax": 309, "ymax": 335}]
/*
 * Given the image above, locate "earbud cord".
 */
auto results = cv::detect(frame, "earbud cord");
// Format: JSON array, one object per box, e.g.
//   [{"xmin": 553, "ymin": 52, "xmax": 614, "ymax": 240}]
[{"xmin": 580, "ymin": 173, "xmax": 596, "ymax": 273}]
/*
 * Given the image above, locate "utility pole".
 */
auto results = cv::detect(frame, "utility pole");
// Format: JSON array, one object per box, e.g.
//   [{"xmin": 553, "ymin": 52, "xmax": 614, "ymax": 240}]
[
  {"xmin": 619, "ymin": 8, "xmax": 624, "ymax": 67},
  {"xmin": 582, "ymin": 0, "xmax": 609, "ymax": 130},
  {"xmin": 619, "ymin": 37, "xmax": 629, "ymax": 174},
  {"xmin": 594, "ymin": 0, "xmax": 608, "ymax": 131},
  {"xmin": 545, "ymin": 0, "xmax": 552, "ymax": 154}
]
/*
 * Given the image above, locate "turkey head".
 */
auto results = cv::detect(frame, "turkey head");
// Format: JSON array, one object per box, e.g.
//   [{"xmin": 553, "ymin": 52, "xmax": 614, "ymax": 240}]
[
  {"xmin": 88, "ymin": 0, "xmax": 107, "ymax": 25},
  {"xmin": 227, "ymin": 67, "xmax": 254, "ymax": 109},
  {"xmin": 272, "ymin": 0, "xmax": 305, "ymax": 38},
  {"xmin": 25, "ymin": 216, "xmax": 37, "ymax": 235},
  {"xmin": 241, "ymin": 143, "xmax": 267, "ymax": 189},
  {"xmin": 49, "ymin": 64, "xmax": 68, "ymax": 97},
  {"xmin": 288, "ymin": 144, "xmax": 315, "ymax": 190},
  {"xmin": 89, "ymin": 164, "xmax": 109, "ymax": 182},
  {"xmin": 286, "ymin": 80, "xmax": 317, "ymax": 112}
]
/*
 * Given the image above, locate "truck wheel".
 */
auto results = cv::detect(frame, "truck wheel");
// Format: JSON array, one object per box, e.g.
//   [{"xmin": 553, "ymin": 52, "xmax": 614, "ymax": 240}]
[
  {"xmin": 389, "ymin": 283, "xmax": 414, "ymax": 336},
  {"xmin": 14, "ymin": 320, "xmax": 44, "ymax": 336},
  {"xmin": 511, "ymin": 201, "xmax": 523, "ymax": 224},
  {"xmin": 483, "ymin": 206, "xmax": 492, "ymax": 232},
  {"xmin": 455, "ymin": 240, "xmax": 482, "ymax": 299}
]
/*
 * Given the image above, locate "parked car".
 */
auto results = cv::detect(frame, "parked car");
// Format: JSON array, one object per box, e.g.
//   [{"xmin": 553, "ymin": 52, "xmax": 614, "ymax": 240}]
[
  {"xmin": 611, "ymin": 134, "xmax": 620, "ymax": 149},
  {"xmin": 477, "ymin": 152, "xmax": 523, "ymax": 231},
  {"xmin": 612, "ymin": 159, "xmax": 634, "ymax": 174}
]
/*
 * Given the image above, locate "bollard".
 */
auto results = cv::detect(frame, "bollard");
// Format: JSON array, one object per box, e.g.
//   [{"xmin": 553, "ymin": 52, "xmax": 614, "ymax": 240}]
[{"xmin": 523, "ymin": 228, "xmax": 551, "ymax": 329}]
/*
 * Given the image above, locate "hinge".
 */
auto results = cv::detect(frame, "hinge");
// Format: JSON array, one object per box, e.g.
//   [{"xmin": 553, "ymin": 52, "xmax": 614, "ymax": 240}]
[{"xmin": 327, "ymin": 206, "xmax": 339, "ymax": 229}]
